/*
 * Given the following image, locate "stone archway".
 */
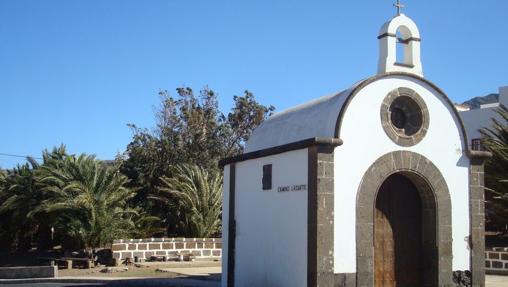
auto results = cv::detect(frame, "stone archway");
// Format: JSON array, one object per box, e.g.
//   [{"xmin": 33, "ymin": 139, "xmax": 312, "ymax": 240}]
[{"xmin": 356, "ymin": 151, "xmax": 452, "ymax": 287}]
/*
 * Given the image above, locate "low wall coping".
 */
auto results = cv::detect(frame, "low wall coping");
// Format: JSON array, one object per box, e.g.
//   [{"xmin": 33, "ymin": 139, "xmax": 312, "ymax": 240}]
[{"xmin": 113, "ymin": 237, "xmax": 222, "ymax": 244}]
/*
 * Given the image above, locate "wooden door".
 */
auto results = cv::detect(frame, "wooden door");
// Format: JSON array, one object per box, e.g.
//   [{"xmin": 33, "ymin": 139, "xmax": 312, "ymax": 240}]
[{"xmin": 374, "ymin": 174, "xmax": 422, "ymax": 287}]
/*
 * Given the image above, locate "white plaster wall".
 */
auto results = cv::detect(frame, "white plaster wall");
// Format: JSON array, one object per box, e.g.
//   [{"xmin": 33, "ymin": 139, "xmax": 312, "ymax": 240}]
[
  {"xmin": 334, "ymin": 75, "xmax": 470, "ymax": 273},
  {"xmin": 221, "ymin": 165, "xmax": 230, "ymax": 287},
  {"xmin": 231, "ymin": 149, "xmax": 308, "ymax": 287}
]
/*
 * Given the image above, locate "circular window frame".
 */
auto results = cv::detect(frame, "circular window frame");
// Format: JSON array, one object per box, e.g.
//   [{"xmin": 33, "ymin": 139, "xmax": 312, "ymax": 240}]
[{"xmin": 381, "ymin": 87, "xmax": 429, "ymax": 147}]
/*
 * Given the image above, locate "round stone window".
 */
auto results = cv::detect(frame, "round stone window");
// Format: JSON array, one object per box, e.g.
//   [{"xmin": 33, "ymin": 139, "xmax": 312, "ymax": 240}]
[{"xmin": 381, "ymin": 87, "xmax": 429, "ymax": 146}]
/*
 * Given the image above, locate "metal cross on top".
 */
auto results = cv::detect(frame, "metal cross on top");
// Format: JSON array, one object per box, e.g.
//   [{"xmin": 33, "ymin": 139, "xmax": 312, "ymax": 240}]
[{"xmin": 394, "ymin": 0, "xmax": 405, "ymax": 15}]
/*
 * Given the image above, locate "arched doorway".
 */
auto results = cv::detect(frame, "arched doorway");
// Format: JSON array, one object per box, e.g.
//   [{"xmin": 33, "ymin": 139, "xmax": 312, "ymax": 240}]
[
  {"xmin": 374, "ymin": 173, "xmax": 423, "ymax": 287},
  {"xmin": 356, "ymin": 151, "xmax": 451, "ymax": 287}
]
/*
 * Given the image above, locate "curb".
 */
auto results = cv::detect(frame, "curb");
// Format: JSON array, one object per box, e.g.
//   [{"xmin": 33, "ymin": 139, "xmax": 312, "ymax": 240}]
[
  {"xmin": 0, "ymin": 277, "xmax": 111, "ymax": 284},
  {"xmin": 0, "ymin": 277, "xmax": 221, "ymax": 286}
]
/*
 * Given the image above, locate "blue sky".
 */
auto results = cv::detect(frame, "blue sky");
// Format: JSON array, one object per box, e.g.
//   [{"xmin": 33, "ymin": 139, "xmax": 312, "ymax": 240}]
[{"xmin": 1, "ymin": 0, "xmax": 507, "ymax": 168}]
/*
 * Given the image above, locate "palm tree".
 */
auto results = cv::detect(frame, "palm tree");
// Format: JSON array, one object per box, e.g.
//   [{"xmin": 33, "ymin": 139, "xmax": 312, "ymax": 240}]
[
  {"xmin": 155, "ymin": 164, "xmax": 223, "ymax": 238},
  {"xmin": 0, "ymin": 158, "xmax": 41, "ymax": 250},
  {"xmin": 480, "ymin": 104, "xmax": 508, "ymax": 232},
  {"xmin": 34, "ymin": 154, "xmax": 138, "ymax": 250}
]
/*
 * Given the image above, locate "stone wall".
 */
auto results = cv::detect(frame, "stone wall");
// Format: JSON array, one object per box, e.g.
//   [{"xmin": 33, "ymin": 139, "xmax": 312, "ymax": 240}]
[
  {"xmin": 0, "ymin": 266, "xmax": 57, "ymax": 279},
  {"xmin": 486, "ymin": 247, "xmax": 508, "ymax": 275},
  {"xmin": 112, "ymin": 238, "xmax": 221, "ymax": 263}
]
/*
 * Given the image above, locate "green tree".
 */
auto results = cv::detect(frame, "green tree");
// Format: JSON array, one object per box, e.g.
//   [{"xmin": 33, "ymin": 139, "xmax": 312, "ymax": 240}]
[
  {"xmin": 222, "ymin": 91, "xmax": 275, "ymax": 156},
  {"xmin": 34, "ymin": 154, "xmax": 139, "ymax": 249},
  {"xmin": 121, "ymin": 87, "xmax": 273, "ymax": 235},
  {"xmin": 0, "ymin": 158, "xmax": 41, "ymax": 251},
  {"xmin": 480, "ymin": 105, "xmax": 508, "ymax": 232},
  {"xmin": 155, "ymin": 164, "xmax": 223, "ymax": 237}
]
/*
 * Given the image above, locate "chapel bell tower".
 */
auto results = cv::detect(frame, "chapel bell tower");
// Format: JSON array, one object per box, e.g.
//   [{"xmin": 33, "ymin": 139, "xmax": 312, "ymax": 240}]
[{"xmin": 378, "ymin": 1, "xmax": 423, "ymax": 76}]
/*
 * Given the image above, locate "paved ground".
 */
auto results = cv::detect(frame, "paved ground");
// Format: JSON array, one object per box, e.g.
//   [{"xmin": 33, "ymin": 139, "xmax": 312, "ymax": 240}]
[
  {"xmin": 155, "ymin": 266, "xmax": 220, "ymax": 277},
  {"xmin": 0, "ymin": 278, "xmax": 220, "ymax": 287},
  {"xmin": 487, "ymin": 275, "xmax": 508, "ymax": 287},
  {"xmin": 0, "ymin": 273, "xmax": 505, "ymax": 287}
]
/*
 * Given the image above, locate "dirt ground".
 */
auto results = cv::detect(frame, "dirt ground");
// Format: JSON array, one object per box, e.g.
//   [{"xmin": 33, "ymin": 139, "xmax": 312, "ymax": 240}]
[
  {"xmin": 487, "ymin": 275, "xmax": 508, "ymax": 287},
  {"xmin": 58, "ymin": 260, "xmax": 221, "ymax": 279}
]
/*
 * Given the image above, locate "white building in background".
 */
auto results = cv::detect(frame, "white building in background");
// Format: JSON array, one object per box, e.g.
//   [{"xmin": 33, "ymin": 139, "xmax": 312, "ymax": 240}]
[{"xmin": 459, "ymin": 86, "xmax": 508, "ymax": 150}]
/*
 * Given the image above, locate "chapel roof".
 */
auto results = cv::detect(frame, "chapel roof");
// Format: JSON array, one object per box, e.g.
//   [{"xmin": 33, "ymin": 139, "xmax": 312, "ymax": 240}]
[
  {"xmin": 244, "ymin": 72, "xmax": 470, "ymax": 154},
  {"xmin": 244, "ymin": 84, "xmax": 357, "ymax": 153}
]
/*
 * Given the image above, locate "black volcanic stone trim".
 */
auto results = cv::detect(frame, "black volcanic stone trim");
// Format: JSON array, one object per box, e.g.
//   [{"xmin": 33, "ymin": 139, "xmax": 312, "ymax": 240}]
[
  {"xmin": 308, "ymin": 145, "xmax": 335, "ymax": 287},
  {"xmin": 334, "ymin": 273, "xmax": 356, "ymax": 287},
  {"xmin": 380, "ymin": 87, "xmax": 429, "ymax": 147},
  {"xmin": 377, "ymin": 32, "xmax": 421, "ymax": 42},
  {"xmin": 356, "ymin": 151, "xmax": 452, "ymax": 287},
  {"xmin": 334, "ymin": 72, "xmax": 470, "ymax": 152},
  {"xmin": 227, "ymin": 164, "xmax": 235, "ymax": 287},
  {"xmin": 393, "ymin": 62, "xmax": 415, "ymax": 68},
  {"xmin": 470, "ymin": 158, "xmax": 487, "ymax": 287},
  {"xmin": 219, "ymin": 137, "xmax": 342, "ymax": 167}
]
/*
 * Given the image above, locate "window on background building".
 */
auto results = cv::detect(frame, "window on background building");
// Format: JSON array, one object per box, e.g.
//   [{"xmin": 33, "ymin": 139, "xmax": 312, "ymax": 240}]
[{"xmin": 471, "ymin": 138, "xmax": 484, "ymax": 151}]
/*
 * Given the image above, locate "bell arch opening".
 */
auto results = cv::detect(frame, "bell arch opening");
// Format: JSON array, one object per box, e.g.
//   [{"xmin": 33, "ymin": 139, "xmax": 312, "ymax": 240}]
[{"xmin": 395, "ymin": 25, "xmax": 415, "ymax": 67}]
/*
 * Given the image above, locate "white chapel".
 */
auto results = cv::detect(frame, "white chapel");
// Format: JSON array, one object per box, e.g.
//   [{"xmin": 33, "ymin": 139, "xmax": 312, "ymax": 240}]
[{"xmin": 220, "ymin": 7, "xmax": 489, "ymax": 287}]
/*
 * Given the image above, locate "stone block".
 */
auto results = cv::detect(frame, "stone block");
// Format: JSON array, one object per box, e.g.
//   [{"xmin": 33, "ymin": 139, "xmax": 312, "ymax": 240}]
[
  {"xmin": 356, "ymin": 205, "xmax": 372, "ymax": 224},
  {"xmin": 471, "ymin": 200, "xmax": 482, "ymax": 216},
  {"xmin": 202, "ymin": 250, "xmax": 211, "ymax": 256},
  {"xmin": 212, "ymin": 250, "xmax": 221, "ymax": 256},
  {"xmin": 416, "ymin": 157, "xmax": 430, "ymax": 174},
  {"xmin": 471, "ymin": 164, "xmax": 483, "ymax": 173},
  {"xmin": 162, "ymin": 243, "xmax": 174, "ymax": 249},
  {"xmin": 357, "ymin": 224, "xmax": 373, "ymax": 245},
  {"xmin": 133, "ymin": 252, "xmax": 144, "ymax": 258},
  {"xmin": 486, "ymin": 260, "xmax": 491, "ymax": 268},
  {"xmin": 128, "ymin": 244, "xmax": 137, "ymax": 250},
  {"xmin": 112, "ymin": 244, "xmax": 126, "ymax": 251},
  {"xmin": 186, "ymin": 242, "xmax": 196, "ymax": 249},
  {"xmin": 502, "ymin": 253, "xmax": 508, "ymax": 260},
  {"xmin": 175, "ymin": 242, "xmax": 184, "ymax": 249},
  {"xmin": 122, "ymin": 252, "xmax": 132, "ymax": 259},
  {"xmin": 204, "ymin": 243, "xmax": 213, "ymax": 249},
  {"xmin": 392, "ymin": 151, "xmax": 404, "ymax": 169},
  {"xmin": 215, "ymin": 242, "xmax": 222, "ymax": 249},
  {"xmin": 138, "ymin": 243, "xmax": 147, "ymax": 250},
  {"xmin": 492, "ymin": 261, "xmax": 503, "ymax": 268},
  {"xmin": 156, "ymin": 251, "xmax": 166, "ymax": 256},
  {"xmin": 0, "ymin": 266, "xmax": 58, "ymax": 279},
  {"xmin": 149, "ymin": 243, "xmax": 161, "ymax": 250},
  {"xmin": 322, "ymin": 162, "xmax": 334, "ymax": 179},
  {"xmin": 334, "ymin": 273, "xmax": 356, "ymax": 287},
  {"xmin": 489, "ymin": 252, "xmax": 500, "ymax": 260},
  {"xmin": 317, "ymin": 178, "xmax": 334, "ymax": 195},
  {"xmin": 356, "ymin": 271, "xmax": 373, "ymax": 287}
]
